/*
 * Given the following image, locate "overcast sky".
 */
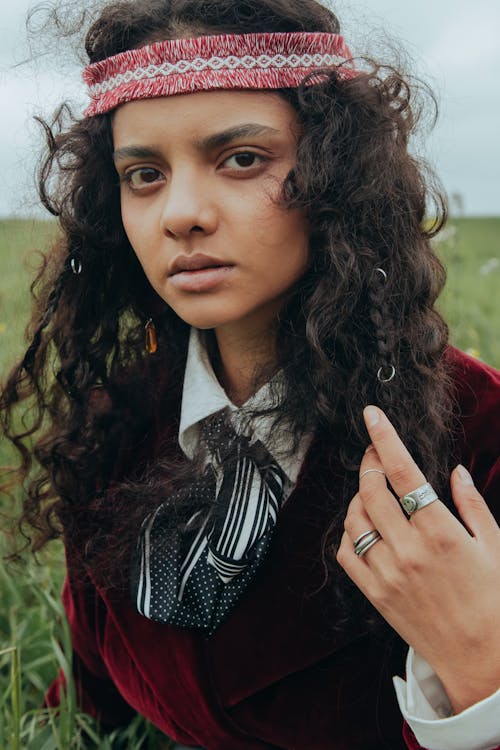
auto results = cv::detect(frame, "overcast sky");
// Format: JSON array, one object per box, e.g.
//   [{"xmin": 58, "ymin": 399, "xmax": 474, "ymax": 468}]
[{"xmin": 1, "ymin": 0, "xmax": 499, "ymax": 217}]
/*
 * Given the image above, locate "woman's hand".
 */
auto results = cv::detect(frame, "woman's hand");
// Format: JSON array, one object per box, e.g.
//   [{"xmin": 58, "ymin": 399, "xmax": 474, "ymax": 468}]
[{"xmin": 337, "ymin": 405, "xmax": 500, "ymax": 714}]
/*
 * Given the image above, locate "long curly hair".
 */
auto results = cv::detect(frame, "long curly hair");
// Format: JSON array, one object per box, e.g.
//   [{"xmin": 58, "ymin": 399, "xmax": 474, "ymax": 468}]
[{"xmin": 2, "ymin": 0, "xmax": 454, "ymax": 615}]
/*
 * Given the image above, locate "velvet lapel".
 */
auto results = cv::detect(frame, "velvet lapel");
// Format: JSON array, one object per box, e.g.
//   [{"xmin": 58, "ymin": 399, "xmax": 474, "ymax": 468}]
[{"xmin": 206, "ymin": 437, "xmax": 371, "ymax": 707}]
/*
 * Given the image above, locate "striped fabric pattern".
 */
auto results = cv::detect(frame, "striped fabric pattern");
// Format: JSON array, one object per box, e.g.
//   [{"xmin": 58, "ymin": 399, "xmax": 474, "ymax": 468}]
[{"xmin": 206, "ymin": 449, "xmax": 283, "ymax": 582}]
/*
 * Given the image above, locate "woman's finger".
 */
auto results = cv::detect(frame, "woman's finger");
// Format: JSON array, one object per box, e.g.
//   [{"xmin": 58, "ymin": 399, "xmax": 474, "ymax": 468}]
[
  {"xmin": 357, "ymin": 443, "xmax": 411, "ymax": 541},
  {"xmin": 343, "ymin": 493, "xmax": 372, "ymax": 539},
  {"xmin": 363, "ymin": 405, "xmax": 426, "ymax": 492},
  {"xmin": 343, "ymin": 492, "xmax": 385, "ymax": 561},
  {"xmin": 362, "ymin": 405, "xmax": 456, "ymax": 532},
  {"xmin": 336, "ymin": 530, "xmax": 379, "ymax": 593},
  {"xmin": 450, "ymin": 464, "xmax": 500, "ymax": 541}
]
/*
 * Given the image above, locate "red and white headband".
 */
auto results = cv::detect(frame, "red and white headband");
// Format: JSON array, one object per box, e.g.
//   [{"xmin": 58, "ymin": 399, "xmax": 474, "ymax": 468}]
[{"xmin": 83, "ymin": 32, "xmax": 356, "ymax": 116}]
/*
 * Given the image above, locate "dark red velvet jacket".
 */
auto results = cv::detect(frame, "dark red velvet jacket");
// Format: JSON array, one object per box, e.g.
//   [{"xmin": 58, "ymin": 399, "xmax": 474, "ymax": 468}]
[{"xmin": 47, "ymin": 348, "xmax": 500, "ymax": 749}]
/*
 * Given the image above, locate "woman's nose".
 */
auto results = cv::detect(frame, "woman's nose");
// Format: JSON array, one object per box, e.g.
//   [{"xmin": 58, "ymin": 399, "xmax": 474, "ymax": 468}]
[{"xmin": 160, "ymin": 171, "xmax": 218, "ymax": 239}]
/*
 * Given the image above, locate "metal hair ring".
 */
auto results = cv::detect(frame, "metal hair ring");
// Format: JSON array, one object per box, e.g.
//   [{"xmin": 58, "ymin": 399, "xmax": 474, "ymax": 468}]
[
  {"xmin": 377, "ymin": 365, "xmax": 396, "ymax": 383},
  {"xmin": 70, "ymin": 256, "xmax": 83, "ymax": 275},
  {"xmin": 375, "ymin": 267, "xmax": 387, "ymax": 282}
]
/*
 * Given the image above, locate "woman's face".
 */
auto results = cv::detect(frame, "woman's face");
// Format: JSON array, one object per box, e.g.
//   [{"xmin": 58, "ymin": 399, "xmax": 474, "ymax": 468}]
[{"xmin": 113, "ymin": 90, "xmax": 309, "ymax": 334}]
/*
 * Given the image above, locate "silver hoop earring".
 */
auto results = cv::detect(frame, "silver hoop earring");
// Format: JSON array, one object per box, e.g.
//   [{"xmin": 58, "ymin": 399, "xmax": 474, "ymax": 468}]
[
  {"xmin": 70, "ymin": 256, "xmax": 83, "ymax": 275},
  {"xmin": 377, "ymin": 365, "xmax": 396, "ymax": 383}
]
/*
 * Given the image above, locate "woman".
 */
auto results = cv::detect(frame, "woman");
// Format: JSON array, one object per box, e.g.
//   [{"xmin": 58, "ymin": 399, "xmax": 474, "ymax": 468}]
[{"xmin": 1, "ymin": 0, "xmax": 499, "ymax": 748}]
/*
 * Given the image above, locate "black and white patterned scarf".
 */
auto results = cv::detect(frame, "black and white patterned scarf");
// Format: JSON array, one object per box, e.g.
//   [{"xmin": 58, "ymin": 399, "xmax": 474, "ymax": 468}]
[{"xmin": 131, "ymin": 412, "xmax": 286, "ymax": 633}]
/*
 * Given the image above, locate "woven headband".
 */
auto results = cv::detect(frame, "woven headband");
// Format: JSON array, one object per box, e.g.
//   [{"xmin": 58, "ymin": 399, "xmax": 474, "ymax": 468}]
[{"xmin": 83, "ymin": 32, "xmax": 356, "ymax": 116}]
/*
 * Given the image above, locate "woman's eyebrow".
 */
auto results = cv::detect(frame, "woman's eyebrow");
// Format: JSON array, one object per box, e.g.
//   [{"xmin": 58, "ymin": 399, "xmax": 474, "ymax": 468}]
[
  {"xmin": 113, "ymin": 145, "xmax": 161, "ymax": 163},
  {"xmin": 195, "ymin": 123, "xmax": 280, "ymax": 151},
  {"xmin": 113, "ymin": 124, "xmax": 280, "ymax": 164}
]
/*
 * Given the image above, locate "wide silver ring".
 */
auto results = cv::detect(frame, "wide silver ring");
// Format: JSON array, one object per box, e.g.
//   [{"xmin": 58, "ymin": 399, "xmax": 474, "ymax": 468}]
[
  {"xmin": 353, "ymin": 530, "xmax": 382, "ymax": 557},
  {"xmin": 400, "ymin": 482, "xmax": 438, "ymax": 515}
]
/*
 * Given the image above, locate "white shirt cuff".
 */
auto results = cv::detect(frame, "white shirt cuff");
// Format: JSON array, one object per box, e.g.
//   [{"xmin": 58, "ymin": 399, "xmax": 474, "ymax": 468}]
[{"xmin": 393, "ymin": 648, "xmax": 500, "ymax": 750}]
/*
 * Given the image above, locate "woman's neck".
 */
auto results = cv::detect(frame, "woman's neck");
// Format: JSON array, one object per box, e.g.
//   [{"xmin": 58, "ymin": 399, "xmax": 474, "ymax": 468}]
[{"xmin": 209, "ymin": 321, "xmax": 278, "ymax": 406}]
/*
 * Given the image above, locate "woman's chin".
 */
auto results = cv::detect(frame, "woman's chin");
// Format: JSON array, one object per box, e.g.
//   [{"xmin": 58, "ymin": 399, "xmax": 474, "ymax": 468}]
[{"xmin": 170, "ymin": 310, "xmax": 240, "ymax": 331}]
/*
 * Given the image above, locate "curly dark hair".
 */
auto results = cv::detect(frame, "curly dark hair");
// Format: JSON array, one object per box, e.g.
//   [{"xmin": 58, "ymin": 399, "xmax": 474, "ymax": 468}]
[{"xmin": 1, "ymin": 0, "xmax": 455, "ymax": 618}]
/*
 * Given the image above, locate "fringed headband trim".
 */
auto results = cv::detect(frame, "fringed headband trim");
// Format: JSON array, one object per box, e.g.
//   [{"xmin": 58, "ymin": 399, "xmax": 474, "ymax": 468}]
[{"xmin": 83, "ymin": 32, "xmax": 357, "ymax": 116}]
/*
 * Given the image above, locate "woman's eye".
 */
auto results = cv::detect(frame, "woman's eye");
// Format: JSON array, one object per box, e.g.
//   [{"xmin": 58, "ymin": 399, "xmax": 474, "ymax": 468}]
[
  {"xmin": 222, "ymin": 152, "xmax": 265, "ymax": 170},
  {"xmin": 124, "ymin": 167, "xmax": 163, "ymax": 190}
]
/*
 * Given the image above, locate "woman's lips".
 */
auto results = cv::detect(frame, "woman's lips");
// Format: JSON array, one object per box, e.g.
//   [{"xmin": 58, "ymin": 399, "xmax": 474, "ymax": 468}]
[{"xmin": 169, "ymin": 265, "xmax": 235, "ymax": 292}]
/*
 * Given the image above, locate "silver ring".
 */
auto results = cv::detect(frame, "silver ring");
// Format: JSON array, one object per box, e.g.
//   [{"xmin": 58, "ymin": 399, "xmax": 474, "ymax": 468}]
[
  {"xmin": 375, "ymin": 267, "xmax": 387, "ymax": 282},
  {"xmin": 353, "ymin": 529, "xmax": 378, "ymax": 547},
  {"xmin": 356, "ymin": 535, "xmax": 382, "ymax": 557},
  {"xmin": 353, "ymin": 529, "xmax": 380, "ymax": 552},
  {"xmin": 353, "ymin": 529, "xmax": 381, "ymax": 555},
  {"xmin": 400, "ymin": 482, "xmax": 439, "ymax": 515},
  {"xmin": 354, "ymin": 531, "xmax": 382, "ymax": 558},
  {"xmin": 359, "ymin": 468, "xmax": 385, "ymax": 480},
  {"xmin": 377, "ymin": 365, "xmax": 396, "ymax": 383}
]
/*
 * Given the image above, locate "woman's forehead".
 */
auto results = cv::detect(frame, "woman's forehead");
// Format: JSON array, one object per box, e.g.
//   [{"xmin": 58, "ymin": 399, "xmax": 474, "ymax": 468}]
[{"xmin": 112, "ymin": 89, "xmax": 300, "ymax": 147}]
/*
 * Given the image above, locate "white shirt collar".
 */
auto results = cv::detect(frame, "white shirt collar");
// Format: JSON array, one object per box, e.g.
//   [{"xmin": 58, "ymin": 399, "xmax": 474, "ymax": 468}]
[{"xmin": 179, "ymin": 328, "xmax": 310, "ymax": 483}]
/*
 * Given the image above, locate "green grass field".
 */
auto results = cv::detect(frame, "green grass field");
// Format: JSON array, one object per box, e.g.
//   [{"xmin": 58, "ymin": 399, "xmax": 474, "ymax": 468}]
[
  {"xmin": 0, "ymin": 217, "xmax": 499, "ymax": 748},
  {"xmin": 436, "ymin": 218, "xmax": 500, "ymax": 366}
]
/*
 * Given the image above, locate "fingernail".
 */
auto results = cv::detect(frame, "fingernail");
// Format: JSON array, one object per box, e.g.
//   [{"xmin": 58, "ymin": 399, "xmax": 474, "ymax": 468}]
[
  {"xmin": 456, "ymin": 464, "xmax": 474, "ymax": 486},
  {"xmin": 364, "ymin": 406, "xmax": 380, "ymax": 427},
  {"xmin": 364, "ymin": 444, "xmax": 375, "ymax": 454}
]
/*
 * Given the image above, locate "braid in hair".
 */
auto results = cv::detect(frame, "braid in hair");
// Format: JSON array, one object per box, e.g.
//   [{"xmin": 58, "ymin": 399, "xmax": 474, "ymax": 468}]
[{"xmin": 368, "ymin": 267, "xmax": 397, "ymax": 402}]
